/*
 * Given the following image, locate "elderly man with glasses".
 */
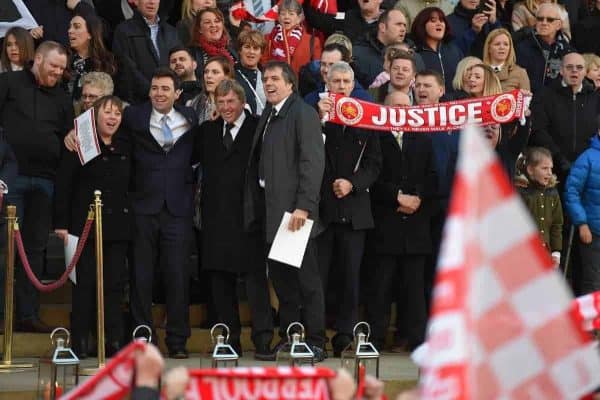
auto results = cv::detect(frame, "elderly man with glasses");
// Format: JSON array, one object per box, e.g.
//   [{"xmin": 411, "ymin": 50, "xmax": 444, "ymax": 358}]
[
  {"xmin": 515, "ymin": 2, "xmax": 573, "ymax": 93},
  {"xmin": 530, "ymin": 52, "xmax": 600, "ymax": 182}
]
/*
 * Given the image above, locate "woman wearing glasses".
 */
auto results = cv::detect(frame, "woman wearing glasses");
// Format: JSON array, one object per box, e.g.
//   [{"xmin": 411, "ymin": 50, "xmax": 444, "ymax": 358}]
[{"xmin": 483, "ymin": 28, "xmax": 530, "ymax": 91}]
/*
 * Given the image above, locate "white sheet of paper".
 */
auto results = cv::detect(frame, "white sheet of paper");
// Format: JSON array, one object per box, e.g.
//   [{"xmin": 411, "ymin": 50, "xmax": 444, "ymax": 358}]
[
  {"xmin": 65, "ymin": 234, "xmax": 78, "ymax": 285},
  {"xmin": 75, "ymin": 108, "xmax": 101, "ymax": 165},
  {"xmin": 268, "ymin": 212, "xmax": 313, "ymax": 268}
]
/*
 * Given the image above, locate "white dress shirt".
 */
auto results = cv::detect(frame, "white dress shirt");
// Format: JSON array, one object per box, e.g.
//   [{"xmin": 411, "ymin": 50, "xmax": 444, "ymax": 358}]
[
  {"xmin": 149, "ymin": 107, "xmax": 190, "ymax": 148},
  {"xmin": 223, "ymin": 111, "xmax": 246, "ymax": 141}
]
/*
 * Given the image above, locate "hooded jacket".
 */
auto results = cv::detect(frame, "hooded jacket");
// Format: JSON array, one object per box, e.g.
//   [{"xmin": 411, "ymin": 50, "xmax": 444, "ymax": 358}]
[
  {"xmin": 565, "ymin": 135, "xmax": 600, "ymax": 235},
  {"xmin": 516, "ymin": 173, "xmax": 563, "ymax": 252}
]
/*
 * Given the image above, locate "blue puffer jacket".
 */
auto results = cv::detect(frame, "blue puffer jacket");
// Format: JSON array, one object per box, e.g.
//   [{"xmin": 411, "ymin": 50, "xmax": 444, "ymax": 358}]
[{"xmin": 565, "ymin": 135, "xmax": 600, "ymax": 235}]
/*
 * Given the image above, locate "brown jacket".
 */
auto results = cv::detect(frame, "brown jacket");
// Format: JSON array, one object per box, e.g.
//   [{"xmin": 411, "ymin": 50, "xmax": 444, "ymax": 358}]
[{"xmin": 497, "ymin": 64, "xmax": 531, "ymax": 92}]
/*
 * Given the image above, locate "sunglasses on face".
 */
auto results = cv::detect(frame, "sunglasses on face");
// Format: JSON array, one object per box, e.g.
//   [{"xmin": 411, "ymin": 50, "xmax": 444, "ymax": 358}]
[{"xmin": 535, "ymin": 16, "xmax": 560, "ymax": 23}]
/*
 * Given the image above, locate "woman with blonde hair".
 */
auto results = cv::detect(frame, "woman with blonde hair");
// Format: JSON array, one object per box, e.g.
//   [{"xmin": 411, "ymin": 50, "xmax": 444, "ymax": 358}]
[
  {"xmin": 483, "ymin": 28, "xmax": 530, "ymax": 91},
  {"xmin": 512, "ymin": 0, "xmax": 570, "ymax": 38},
  {"xmin": 583, "ymin": 53, "xmax": 600, "ymax": 89},
  {"xmin": 465, "ymin": 63, "xmax": 503, "ymax": 97},
  {"xmin": 177, "ymin": 0, "xmax": 217, "ymax": 45},
  {"xmin": 451, "ymin": 56, "xmax": 482, "ymax": 98}
]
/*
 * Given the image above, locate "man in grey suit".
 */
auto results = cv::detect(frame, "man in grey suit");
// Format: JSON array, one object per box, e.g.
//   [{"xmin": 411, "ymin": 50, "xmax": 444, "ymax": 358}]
[{"xmin": 245, "ymin": 61, "xmax": 327, "ymax": 361}]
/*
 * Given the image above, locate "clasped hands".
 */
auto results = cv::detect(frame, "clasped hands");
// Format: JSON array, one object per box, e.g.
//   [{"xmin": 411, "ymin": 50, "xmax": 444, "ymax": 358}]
[{"xmin": 397, "ymin": 193, "xmax": 421, "ymax": 214}]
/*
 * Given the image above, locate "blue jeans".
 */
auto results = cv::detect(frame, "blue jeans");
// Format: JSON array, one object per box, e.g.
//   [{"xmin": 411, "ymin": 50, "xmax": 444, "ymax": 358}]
[{"xmin": 0, "ymin": 176, "xmax": 53, "ymax": 321}]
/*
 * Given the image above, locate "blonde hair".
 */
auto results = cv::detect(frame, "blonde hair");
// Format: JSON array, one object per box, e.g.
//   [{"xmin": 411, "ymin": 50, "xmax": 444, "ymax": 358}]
[
  {"xmin": 452, "ymin": 56, "xmax": 482, "ymax": 91},
  {"xmin": 483, "ymin": 28, "xmax": 516, "ymax": 68},
  {"xmin": 324, "ymin": 33, "xmax": 352, "ymax": 58},
  {"xmin": 467, "ymin": 64, "xmax": 503, "ymax": 96},
  {"xmin": 583, "ymin": 53, "xmax": 600, "ymax": 73},
  {"xmin": 181, "ymin": 0, "xmax": 216, "ymax": 20}
]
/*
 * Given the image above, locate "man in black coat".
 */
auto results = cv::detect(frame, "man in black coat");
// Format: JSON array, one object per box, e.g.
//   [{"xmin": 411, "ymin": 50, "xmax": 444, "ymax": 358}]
[
  {"xmin": 112, "ymin": 0, "xmax": 181, "ymax": 104},
  {"xmin": 123, "ymin": 67, "xmax": 197, "ymax": 358},
  {"xmin": 515, "ymin": 3, "xmax": 573, "ymax": 93},
  {"xmin": 0, "ymin": 41, "xmax": 73, "ymax": 333},
  {"xmin": 530, "ymin": 52, "xmax": 600, "ymax": 182},
  {"xmin": 244, "ymin": 61, "xmax": 327, "ymax": 360},
  {"xmin": 169, "ymin": 45, "xmax": 202, "ymax": 106},
  {"xmin": 366, "ymin": 90, "xmax": 437, "ymax": 351},
  {"xmin": 316, "ymin": 61, "xmax": 381, "ymax": 356},
  {"xmin": 196, "ymin": 80, "xmax": 273, "ymax": 359}
]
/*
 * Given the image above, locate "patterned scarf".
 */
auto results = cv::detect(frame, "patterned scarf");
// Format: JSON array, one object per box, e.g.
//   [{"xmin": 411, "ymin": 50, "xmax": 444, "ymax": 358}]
[
  {"xmin": 197, "ymin": 33, "xmax": 234, "ymax": 63},
  {"xmin": 268, "ymin": 23, "xmax": 303, "ymax": 65}
]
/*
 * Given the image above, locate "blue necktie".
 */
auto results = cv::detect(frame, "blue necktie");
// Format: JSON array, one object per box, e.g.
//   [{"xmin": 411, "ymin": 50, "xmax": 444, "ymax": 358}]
[{"xmin": 161, "ymin": 115, "xmax": 174, "ymax": 151}]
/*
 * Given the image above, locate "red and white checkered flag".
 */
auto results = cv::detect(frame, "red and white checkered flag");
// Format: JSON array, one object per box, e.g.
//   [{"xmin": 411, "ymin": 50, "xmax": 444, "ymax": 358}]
[
  {"xmin": 420, "ymin": 125, "xmax": 600, "ymax": 399},
  {"xmin": 573, "ymin": 291, "xmax": 600, "ymax": 332}
]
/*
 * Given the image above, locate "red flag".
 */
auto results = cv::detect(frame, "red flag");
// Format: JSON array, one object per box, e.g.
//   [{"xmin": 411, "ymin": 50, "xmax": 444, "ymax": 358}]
[
  {"xmin": 60, "ymin": 341, "xmax": 145, "ymax": 400},
  {"xmin": 573, "ymin": 291, "xmax": 600, "ymax": 331},
  {"xmin": 420, "ymin": 125, "xmax": 600, "ymax": 399},
  {"xmin": 230, "ymin": 0, "xmax": 337, "ymax": 24}
]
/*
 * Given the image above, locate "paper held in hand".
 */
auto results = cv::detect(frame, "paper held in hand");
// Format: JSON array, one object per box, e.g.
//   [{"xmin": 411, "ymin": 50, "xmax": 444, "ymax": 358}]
[
  {"xmin": 75, "ymin": 108, "xmax": 101, "ymax": 165},
  {"xmin": 64, "ymin": 234, "xmax": 78, "ymax": 285},
  {"xmin": 268, "ymin": 212, "xmax": 313, "ymax": 268}
]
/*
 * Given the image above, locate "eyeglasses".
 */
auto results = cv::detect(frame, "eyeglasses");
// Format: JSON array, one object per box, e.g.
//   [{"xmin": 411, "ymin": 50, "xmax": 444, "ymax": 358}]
[
  {"xmin": 81, "ymin": 94, "xmax": 100, "ymax": 100},
  {"xmin": 564, "ymin": 64, "xmax": 585, "ymax": 72},
  {"xmin": 535, "ymin": 16, "xmax": 560, "ymax": 23}
]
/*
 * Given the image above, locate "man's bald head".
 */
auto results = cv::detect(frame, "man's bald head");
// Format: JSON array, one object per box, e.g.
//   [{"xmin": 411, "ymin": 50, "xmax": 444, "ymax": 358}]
[{"xmin": 385, "ymin": 91, "xmax": 411, "ymax": 107}]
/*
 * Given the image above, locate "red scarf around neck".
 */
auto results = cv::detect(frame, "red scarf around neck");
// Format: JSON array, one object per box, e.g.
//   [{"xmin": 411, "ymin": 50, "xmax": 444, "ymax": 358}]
[
  {"xmin": 197, "ymin": 34, "xmax": 234, "ymax": 63},
  {"xmin": 268, "ymin": 23, "xmax": 303, "ymax": 64}
]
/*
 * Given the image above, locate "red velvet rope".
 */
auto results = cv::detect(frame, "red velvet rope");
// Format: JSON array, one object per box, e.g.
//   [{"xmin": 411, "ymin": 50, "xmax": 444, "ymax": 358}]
[{"xmin": 15, "ymin": 216, "xmax": 95, "ymax": 292}]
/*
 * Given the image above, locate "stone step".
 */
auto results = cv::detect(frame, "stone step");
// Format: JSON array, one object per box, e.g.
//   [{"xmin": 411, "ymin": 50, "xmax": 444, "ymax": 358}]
[{"xmin": 0, "ymin": 328, "xmax": 400, "ymax": 358}]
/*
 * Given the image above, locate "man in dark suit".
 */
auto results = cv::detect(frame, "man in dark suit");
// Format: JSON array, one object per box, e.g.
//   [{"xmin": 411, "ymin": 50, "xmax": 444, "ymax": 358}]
[
  {"xmin": 366, "ymin": 90, "xmax": 437, "ymax": 352},
  {"xmin": 316, "ymin": 61, "xmax": 382, "ymax": 357},
  {"xmin": 123, "ymin": 67, "xmax": 197, "ymax": 358},
  {"xmin": 197, "ymin": 80, "xmax": 273, "ymax": 359},
  {"xmin": 244, "ymin": 61, "xmax": 327, "ymax": 361},
  {"xmin": 112, "ymin": 0, "xmax": 181, "ymax": 104}
]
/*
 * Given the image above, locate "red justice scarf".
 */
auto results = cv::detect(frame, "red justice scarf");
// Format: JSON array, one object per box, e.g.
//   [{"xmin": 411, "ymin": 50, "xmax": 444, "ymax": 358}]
[{"xmin": 326, "ymin": 90, "xmax": 530, "ymax": 132}]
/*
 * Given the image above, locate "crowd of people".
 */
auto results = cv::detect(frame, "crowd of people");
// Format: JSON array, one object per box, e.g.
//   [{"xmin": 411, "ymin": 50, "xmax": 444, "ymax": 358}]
[{"xmin": 0, "ymin": 0, "xmax": 599, "ymax": 366}]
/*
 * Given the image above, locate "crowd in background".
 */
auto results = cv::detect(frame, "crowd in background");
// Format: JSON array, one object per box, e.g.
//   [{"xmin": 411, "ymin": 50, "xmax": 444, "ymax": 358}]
[{"xmin": 0, "ymin": 0, "xmax": 599, "ymax": 364}]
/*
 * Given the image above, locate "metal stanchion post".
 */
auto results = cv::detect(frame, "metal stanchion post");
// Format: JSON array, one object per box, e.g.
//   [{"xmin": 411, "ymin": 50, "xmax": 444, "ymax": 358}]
[
  {"xmin": 0, "ymin": 205, "xmax": 34, "ymax": 371},
  {"xmin": 80, "ymin": 191, "xmax": 105, "ymax": 375}
]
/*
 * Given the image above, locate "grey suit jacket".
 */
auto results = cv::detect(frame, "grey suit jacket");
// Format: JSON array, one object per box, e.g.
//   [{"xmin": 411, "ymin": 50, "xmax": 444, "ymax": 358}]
[{"xmin": 244, "ymin": 92, "xmax": 325, "ymax": 243}]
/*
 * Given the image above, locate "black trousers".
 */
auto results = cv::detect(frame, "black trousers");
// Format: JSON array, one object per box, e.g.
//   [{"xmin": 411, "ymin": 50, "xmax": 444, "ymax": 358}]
[
  {"xmin": 317, "ymin": 223, "xmax": 365, "ymax": 337},
  {"xmin": 210, "ymin": 269, "xmax": 273, "ymax": 346},
  {"xmin": 268, "ymin": 239, "xmax": 326, "ymax": 347},
  {"xmin": 366, "ymin": 254, "xmax": 427, "ymax": 349},
  {"xmin": 130, "ymin": 207, "xmax": 191, "ymax": 349},
  {"xmin": 71, "ymin": 240, "xmax": 127, "ymax": 346}
]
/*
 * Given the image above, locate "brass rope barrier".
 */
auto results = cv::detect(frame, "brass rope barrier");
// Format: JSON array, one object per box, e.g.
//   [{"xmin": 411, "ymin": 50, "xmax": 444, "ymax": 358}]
[
  {"xmin": 81, "ymin": 191, "xmax": 105, "ymax": 375},
  {"xmin": 0, "ymin": 205, "xmax": 33, "ymax": 371}
]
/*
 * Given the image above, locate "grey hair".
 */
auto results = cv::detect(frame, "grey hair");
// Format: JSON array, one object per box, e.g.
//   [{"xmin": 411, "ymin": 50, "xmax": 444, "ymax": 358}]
[
  {"xmin": 279, "ymin": 0, "xmax": 303, "ymax": 14},
  {"xmin": 81, "ymin": 71, "xmax": 114, "ymax": 96},
  {"xmin": 327, "ymin": 61, "xmax": 354, "ymax": 82}
]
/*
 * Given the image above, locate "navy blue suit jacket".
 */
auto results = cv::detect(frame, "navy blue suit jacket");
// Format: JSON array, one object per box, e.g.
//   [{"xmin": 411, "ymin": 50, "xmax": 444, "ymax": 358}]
[{"xmin": 122, "ymin": 102, "xmax": 199, "ymax": 217}]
